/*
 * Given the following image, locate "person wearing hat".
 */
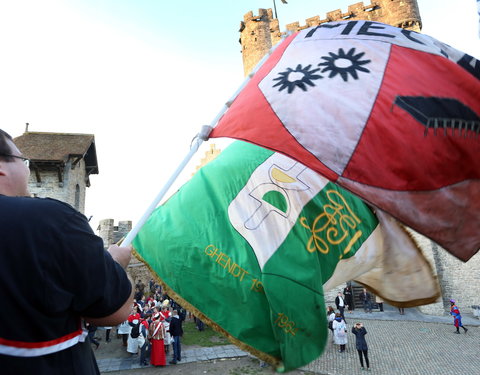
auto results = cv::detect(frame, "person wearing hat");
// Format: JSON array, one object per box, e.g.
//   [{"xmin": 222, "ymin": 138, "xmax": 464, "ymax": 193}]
[
  {"xmin": 148, "ymin": 313, "xmax": 166, "ymax": 366},
  {"xmin": 450, "ymin": 299, "xmax": 468, "ymax": 334}
]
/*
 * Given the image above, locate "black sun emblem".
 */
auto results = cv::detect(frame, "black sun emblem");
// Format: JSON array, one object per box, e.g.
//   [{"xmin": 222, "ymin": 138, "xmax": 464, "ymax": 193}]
[
  {"xmin": 272, "ymin": 64, "xmax": 322, "ymax": 93},
  {"xmin": 318, "ymin": 48, "xmax": 371, "ymax": 82}
]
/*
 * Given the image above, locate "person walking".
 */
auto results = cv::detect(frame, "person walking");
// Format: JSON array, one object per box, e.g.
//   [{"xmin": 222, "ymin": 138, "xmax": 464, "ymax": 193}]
[
  {"xmin": 168, "ymin": 309, "xmax": 184, "ymax": 364},
  {"xmin": 450, "ymin": 299, "xmax": 468, "ymax": 334},
  {"xmin": 0, "ymin": 129, "xmax": 133, "ymax": 374},
  {"xmin": 352, "ymin": 322, "xmax": 370, "ymax": 371},
  {"xmin": 332, "ymin": 313, "xmax": 348, "ymax": 353}
]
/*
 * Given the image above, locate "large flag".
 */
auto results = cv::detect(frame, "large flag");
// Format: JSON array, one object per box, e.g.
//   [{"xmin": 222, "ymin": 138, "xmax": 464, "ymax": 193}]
[
  {"xmin": 210, "ymin": 20, "xmax": 480, "ymax": 262},
  {"xmin": 132, "ymin": 141, "xmax": 438, "ymax": 371}
]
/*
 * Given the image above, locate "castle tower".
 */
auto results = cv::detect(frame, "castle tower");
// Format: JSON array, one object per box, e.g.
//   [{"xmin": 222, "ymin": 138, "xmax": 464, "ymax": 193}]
[
  {"xmin": 97, "ymin": 219, "xmax": 132, "ymax": 249},
  {"xmin": 239, "ymin": 8, "xmax": 281, "ymax": 77},
  {"xmin": 240, "ymin": 0, "xmax": 422, "ymax": 76},
  {"xmin": 14, "ymin": 130, "xmax": 99, "ymax": 214},
  {"xmin": 98, "ymin": 219, "xmax": 115, "ymax": 247}
]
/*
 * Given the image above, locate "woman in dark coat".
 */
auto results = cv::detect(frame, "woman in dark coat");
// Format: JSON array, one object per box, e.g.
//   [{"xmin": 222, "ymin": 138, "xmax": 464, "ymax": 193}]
[
  {"xmin": 352, "ymin": 322, "xmax": 370, "ymax": 371},
  {"xmin": 343, "ymin": 285, "xmax": 354, "ymax": 312}
]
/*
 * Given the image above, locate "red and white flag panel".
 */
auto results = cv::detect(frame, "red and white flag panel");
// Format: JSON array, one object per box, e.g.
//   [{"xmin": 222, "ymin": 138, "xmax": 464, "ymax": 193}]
[{"xmin": 210, "ymin": 20, "xmax": 480, "ymax": 261}]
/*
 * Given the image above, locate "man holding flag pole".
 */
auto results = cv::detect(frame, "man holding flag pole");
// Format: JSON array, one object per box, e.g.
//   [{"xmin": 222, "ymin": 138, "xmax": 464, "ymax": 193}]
[{"xmin": 0, "ymin": 129, "xmax": 134, "ymax": 374}]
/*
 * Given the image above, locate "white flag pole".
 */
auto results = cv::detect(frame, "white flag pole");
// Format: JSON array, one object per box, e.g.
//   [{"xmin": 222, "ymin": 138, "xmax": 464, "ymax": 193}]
[{"xmin": 122, "ymin": 36, "xmax": 288, "ymax": 247}]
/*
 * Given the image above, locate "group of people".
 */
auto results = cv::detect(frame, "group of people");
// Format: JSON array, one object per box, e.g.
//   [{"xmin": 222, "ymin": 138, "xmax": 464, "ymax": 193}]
[
  {"xmin": 327, "ymin": 305, "xmax": 371, "ymax": 371},
  {"xmin": 326, "ymin": 289, "xmax": 471, "ymax": 372},
  {"xmin": 114, "ymin": 289, "xmax": 186, "ymax": 367},
  {"xmin": 336, "ymin": 286, "xmax": 384, "ymax": 315}
]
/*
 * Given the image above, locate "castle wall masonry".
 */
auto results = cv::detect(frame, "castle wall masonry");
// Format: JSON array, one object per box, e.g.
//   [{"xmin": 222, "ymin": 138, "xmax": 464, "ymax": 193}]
[{"xmin": 240, "ymin": 0, "xmax": 421, "ymax": 76}]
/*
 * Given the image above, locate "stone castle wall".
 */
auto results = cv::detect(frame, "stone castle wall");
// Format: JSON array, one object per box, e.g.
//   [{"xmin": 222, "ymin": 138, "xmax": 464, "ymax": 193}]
[
  {"xmin": 97, "ymin": 219, "xmax": 133, "ymax": 249},
  {"xmin": 240, "ymin": 0, "xmax": 422, "ymax": 76},
  {"xmin": 413, "ymin": 231, "xmax": 480, "ymax": 316},
  {"xmin": 29, "ymin": 158, "xmax": 87, "ymax": 213}
]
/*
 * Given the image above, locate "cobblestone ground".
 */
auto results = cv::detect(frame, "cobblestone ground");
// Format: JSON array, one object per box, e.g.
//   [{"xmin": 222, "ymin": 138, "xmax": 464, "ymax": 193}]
[{"xmin": 302, "ymin": 320, "xmax": 478, "ymax": 375}]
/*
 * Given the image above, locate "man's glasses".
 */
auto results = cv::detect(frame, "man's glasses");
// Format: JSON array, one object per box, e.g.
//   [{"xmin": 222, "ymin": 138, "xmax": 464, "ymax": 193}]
[{"xmin": 0, "ymin": 154, "xmax": 30, "ymax": 168}]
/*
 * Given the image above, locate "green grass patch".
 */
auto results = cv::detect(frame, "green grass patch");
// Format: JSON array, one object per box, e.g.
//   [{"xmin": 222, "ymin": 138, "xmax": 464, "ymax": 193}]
[{"xmin": 182, "ymin": 320, "xmax": 230, "ymax": 347}]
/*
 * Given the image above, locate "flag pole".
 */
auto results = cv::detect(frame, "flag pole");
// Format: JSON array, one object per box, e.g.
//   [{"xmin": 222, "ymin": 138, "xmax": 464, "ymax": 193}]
[
  {"xmin": 122, "ymin": 35, "xmax": 288, "ymax": 248},
  {"xmin": 121, "ymin": 125, "xmax": 212, "ymax": 247}
]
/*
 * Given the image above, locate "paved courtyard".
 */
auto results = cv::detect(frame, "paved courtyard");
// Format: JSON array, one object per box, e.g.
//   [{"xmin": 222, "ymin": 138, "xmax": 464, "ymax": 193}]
[
  {"xmin": 303, "ymin": 318, "xmax": 478, "ymax": 375},
  {"xmin": 98, "ymin": 306, "xmax": 479, "ymax": 375}
]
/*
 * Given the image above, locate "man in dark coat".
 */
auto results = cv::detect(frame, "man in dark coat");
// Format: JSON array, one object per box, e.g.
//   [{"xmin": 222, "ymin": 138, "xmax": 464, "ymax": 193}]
[
  {"xmin": 0, "ymin": 129, "xmax": 133, "ymax": 374},
  {"xmin": 359, "ymin": 288, "xmax": 372, "ymax": 313},
  {"xmin": 168, "ymin": 310, "xmax": 184, "ymax": 364}
]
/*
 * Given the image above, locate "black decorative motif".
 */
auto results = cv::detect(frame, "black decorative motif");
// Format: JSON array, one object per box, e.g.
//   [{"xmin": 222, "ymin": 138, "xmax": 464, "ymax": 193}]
[
  {"xmin": 318, "ymin": 48, "xmax": 371, "ymax": 82},
  {"xmin": 394, "ymin": 96, "xmax": 480, "ymax": 137},
  {"xmin": 272, "ymin": 64, "xmax": 323, "ymax": 93},
  {"xmin": 457, "ymin": 54, "xmax": 480, "ymax": 81}
]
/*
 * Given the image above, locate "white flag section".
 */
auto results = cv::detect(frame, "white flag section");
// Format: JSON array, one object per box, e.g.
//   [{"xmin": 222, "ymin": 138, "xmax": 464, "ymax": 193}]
[
  {"xmin": 478, "ymin": 0, "xmax": 480, "ymax": 37},
  {"xmin": 324, "ymin": 210, "xmax": 440, "ymax": 306},
  {"xmin": 228, "ymin": 152, "xmax": 328, "ymax": 269}
]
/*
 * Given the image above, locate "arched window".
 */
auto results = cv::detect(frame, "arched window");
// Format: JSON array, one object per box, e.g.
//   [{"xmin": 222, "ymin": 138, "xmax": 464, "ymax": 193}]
[{"xmin": 75, "ymin": 184, "xmax": 80, "ymax": 210}]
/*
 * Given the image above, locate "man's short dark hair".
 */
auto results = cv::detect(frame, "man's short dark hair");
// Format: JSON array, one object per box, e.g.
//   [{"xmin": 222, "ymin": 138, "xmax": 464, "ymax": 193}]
[{"xmin": 0, "ymin": 129, "xmax": 14, "ymax": 162}]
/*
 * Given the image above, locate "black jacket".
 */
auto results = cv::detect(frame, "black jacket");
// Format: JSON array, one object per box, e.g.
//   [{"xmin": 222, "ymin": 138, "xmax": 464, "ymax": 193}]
[
  {"xmin": 352, "ymin": 326, "xmax": 368, "ymax": 350},
  {"xmin": 335, "ymin": 296, "xmax": 345, "ymax": 310},
  {"xmin": 169, "ymin": 316, "xmax": 183, "ymax": 337}
]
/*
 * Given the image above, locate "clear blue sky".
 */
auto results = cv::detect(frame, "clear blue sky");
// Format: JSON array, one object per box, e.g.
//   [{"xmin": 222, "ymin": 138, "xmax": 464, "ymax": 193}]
[{"xmin": 0, "ymin": 0, "xmax": 478, "ymax": 231}]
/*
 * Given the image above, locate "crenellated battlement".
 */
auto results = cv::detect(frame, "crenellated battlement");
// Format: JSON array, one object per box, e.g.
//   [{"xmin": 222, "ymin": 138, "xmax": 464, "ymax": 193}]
[
  {"xmin": 240, "ymin": 0, "xmax": 422, "ymax": 76},
  {"xmin": 285, "ymin": 2, "xmax": 382, "ymax": 32}
]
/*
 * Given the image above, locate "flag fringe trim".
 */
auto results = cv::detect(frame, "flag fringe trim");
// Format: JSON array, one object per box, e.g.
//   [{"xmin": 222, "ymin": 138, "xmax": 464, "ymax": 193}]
[{"xmin": 131, "ymin": 248, "xmax": 283, "ymax": 370}]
